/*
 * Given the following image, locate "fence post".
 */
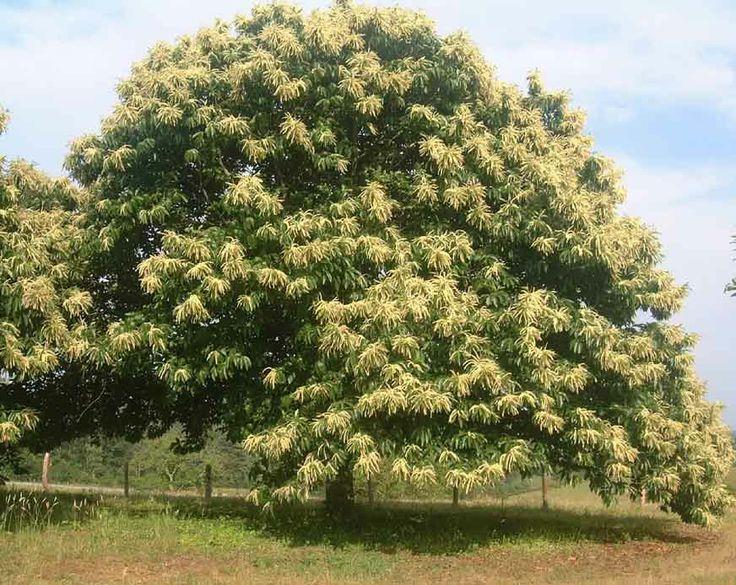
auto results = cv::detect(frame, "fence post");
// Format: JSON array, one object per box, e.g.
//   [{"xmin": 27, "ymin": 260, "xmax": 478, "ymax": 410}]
[
  {"xmin": 42, "ymin": 452, "xmax": 51, "ymax": 491},
  {"xmin": 204, "ymin": 464, "xmax": 213, "ymax": 507},
  {"xmin": 541, "ymin": 472, "xmax": 549, "ymax": 510},
  {"xmin": 367, "ymin": 478, "xmax": 374, "ymax": 505},
  {"xmin": 123, "ymin": 462, "xmax": 130, "ymax": 498}
]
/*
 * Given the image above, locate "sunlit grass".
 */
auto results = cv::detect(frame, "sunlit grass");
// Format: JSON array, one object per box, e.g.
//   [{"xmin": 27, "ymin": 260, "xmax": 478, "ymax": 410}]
[{"xmin": 0, "ymin": 477, "xmax": 733, "ymax": 584}]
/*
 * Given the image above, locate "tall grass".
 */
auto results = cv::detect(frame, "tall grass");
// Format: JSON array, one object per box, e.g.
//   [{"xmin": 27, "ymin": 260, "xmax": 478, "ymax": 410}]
[{"xmin": 0, "ymin": 491, "xmax": 100, "ymax": 531}]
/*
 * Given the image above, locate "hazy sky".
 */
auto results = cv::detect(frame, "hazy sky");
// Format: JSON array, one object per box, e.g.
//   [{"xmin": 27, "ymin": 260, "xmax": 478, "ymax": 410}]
[{"xmin": 1, "ymin": 0, "xmax": 735, "ymax": 425}]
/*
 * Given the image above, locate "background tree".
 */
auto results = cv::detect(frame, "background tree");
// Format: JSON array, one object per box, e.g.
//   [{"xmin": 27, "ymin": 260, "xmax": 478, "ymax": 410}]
[
  {"xmin": 128, "ymin": 426, "xmax": 254, "ymax": 490},
  {"xmin": 0, "ymin": 104, "xmax": 210, "ymax": 449},
  {"xmin": 0, "ymin": 106, "xmax": 91, "ymax": 449},
  {"xmin": 62, "ymin": 2, "xmax": 733, "ymax": 523},
  {"xmin": 6, "ymin": 428, "xmax": 254, "ymax": 490}
]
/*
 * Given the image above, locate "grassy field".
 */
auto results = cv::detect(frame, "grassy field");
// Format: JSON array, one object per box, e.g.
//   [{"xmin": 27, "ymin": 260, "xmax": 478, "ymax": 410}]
[{"xmin": 1, "ymin": 476, "xmax": 735, "ymax": 585}]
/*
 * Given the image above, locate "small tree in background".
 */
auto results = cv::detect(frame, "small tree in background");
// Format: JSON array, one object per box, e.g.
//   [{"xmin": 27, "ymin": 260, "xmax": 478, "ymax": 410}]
[
  {"xmin": 32, "ymin": 1, "xmax": 736, "ymax": 524},
  {"xmin": 129, "ymin": 426, "xmax": 253, "ymax": 491}
]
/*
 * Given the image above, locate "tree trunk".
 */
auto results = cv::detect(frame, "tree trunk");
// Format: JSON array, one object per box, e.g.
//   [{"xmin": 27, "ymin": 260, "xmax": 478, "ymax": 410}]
[
  {"xmin": 325, "ymin": 466, "xmax": 354, "ymax": 514},
  {"xmin": 541, "ymin": 472, "xmax": 549, "ymax": 510},
  {"xmin": 204, "ymin": 463, "xmax": 213, "ymax": 507},
  {"xmin": 123, "ymin": 462, "xmax": 130, "ymax": 498},
  {"xmin": 452, "ymin": 487, "xmax": 459, "ymax": 507},
  {"xmin": 42, "ymin": 452, "xmax": 51, "ymax": 491},
  {"xmin": 165, "ymin": 469, "xmax": 176, "ymax": 492}
]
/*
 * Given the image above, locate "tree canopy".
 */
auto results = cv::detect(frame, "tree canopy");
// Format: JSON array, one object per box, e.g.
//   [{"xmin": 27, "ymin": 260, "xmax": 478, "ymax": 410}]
[
  {"xmin": 0, "ymin": 106, "xmax": 91, "ymax": 445},
  {"xmin": 3, "ymin": 1, "xmax": 734, "ymax": 525}
]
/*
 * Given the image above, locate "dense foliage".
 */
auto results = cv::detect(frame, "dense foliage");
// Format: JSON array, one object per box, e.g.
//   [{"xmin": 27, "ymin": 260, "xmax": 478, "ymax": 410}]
[
  {"xmin": 0, "ymin": 107, "xmax": 90, "ymax": 446},
  {"xmin": 2, "ymin": 2, "xmax": 733, "ymax": 525},
  {"xmin": 1, "ymin": 102, "xmax": 210, "ymax": 447}
]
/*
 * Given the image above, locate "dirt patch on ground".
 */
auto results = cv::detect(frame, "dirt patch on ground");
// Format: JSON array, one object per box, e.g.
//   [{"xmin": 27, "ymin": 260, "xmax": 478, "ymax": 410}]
[
  {"xmin": 395, "ymin": 526, "xmax": 727, "ymax": 585},
  {"xmin": 15, "ymin": 555, "xmax": 236, "ymax": 585}
]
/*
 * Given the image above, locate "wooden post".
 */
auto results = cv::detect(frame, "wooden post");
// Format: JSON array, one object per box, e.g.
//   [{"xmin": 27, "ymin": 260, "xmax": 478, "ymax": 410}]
[
  {"xmin": 204, "ymin": 464, "xmax": 213, "ymax": 507},
  {"xmin": 541, "ymin": 472, "xmax": 549, "ymax": 510},
  {"xmin": 123, "ymin": 462, "xmax": 130, "ymax": 498},
  {"xmin": 452, "ymin": 487, "xmax": 459, "ymax": 507},
  {"xmin": 367, "ymin": 478, "xmax": 374, "ymax": 505},
  {"xmin": 42, "ymin": 452, "xmax": 51, "ymax": 491}
]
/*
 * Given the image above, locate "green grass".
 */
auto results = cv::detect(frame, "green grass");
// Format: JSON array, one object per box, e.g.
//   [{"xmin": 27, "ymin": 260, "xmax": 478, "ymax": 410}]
[{"xmin": 0, "ymin": 479, "xmax": 734, "ymax": 584}]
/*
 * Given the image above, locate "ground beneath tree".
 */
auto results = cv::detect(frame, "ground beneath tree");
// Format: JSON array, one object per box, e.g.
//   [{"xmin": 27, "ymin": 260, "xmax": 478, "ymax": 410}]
[{"xmin": 1, "ymin": 482, "xmax": 734, "ymax": 584}]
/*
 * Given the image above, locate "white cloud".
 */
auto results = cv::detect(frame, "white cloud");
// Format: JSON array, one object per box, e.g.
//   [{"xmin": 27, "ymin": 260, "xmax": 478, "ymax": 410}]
[
  {"xmin": 0, "ymin": 0, "xmax": 315, "ymax": 171},
  {"xmin": 620, "ymin": 158, "xmax": 736, "ymax": 212},
  {"xmin": 393, "ymin": 0, "xmax": 736, "ymax": 118},
  {"xmin": 2, "ymin": 0, "xmax": 736, "ymax": 170},
  {"xmin": 596, "ymin": 106, "xmax": 634, "ymax": 125},
  {"xmin": 620, "ymin": 158, "xmax": 736, "ymax": 420}
]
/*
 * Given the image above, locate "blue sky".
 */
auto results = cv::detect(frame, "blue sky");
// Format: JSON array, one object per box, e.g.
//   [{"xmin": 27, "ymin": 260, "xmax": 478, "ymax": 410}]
[{"xmin": 1, "ymin": 0, "xmax": 735, "ymax": 425}]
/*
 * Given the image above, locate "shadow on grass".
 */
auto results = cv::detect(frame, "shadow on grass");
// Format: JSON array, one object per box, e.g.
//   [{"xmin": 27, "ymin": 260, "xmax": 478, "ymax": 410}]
[
  {"xmin": 2, "ymin": 487, "xmax": 699, "ymax": 554},
  {"xmin": 265, "ymin": 502, "xmax": 697, "ymax": 554},
  {"xmin": 115, "ymin": 493, "xmax": 697, "ymax": 554}
]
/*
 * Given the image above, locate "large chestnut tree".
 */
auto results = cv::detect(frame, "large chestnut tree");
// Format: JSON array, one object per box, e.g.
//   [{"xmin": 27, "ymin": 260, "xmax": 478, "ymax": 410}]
[{"xmin": 58, "ymin": 2, "xmax": 733, "ymax": 524}]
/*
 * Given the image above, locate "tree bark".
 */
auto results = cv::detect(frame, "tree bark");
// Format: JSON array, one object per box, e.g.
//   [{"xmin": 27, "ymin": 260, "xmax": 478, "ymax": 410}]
[
  {"xmin": 204, "ymin": 463, "xmax": 213, "ymax": 507},
  {"xmin": 452, "ymin": 487, "xmax": 459, "ymax": 507},
  {"xmin": 42, "ymin": 452, "xmax": 51, "ymax": 491},
  {"xmin": 541, "ymin": 472, "xmax": 549, "ymax": 510},
  {"xmin": 165, "ymin": 466, "xmax": 178, "ymax": 491},
  {"xmin": 325, "ymin": 466, "xmax": 354, "ymax": 514}
]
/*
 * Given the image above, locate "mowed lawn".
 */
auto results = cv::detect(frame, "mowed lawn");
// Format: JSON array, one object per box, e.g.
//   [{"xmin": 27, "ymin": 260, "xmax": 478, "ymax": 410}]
[{"xmin": 1, "ymin": 475, "xmax": 735, "ymax": 585}]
